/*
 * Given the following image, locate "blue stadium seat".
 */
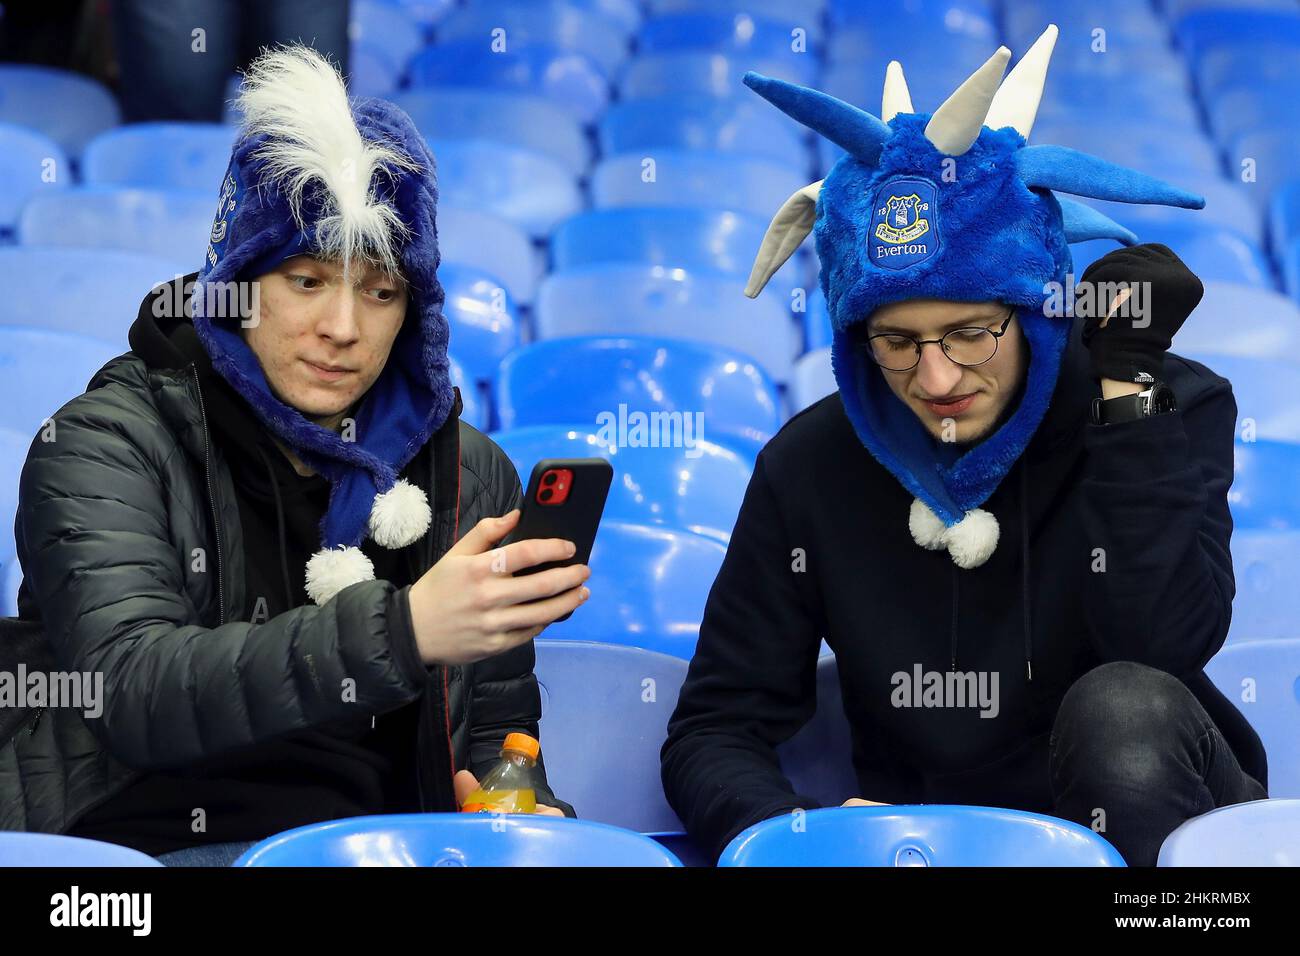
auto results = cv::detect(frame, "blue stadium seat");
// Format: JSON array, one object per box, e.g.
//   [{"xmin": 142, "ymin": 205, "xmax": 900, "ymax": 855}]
[
  {"xmin": 1031, "ymin": 120, "xmax": 1221, "ymax": 182},
  {"xmin": 18, "ymin": 188, "xmax": 213, "ymax": 264},
  {"xmin": 407, "ymin": 41, "xmax": 609, "ymax": 123},
  {"xmin": 1071, "ymin": 231, "xmax": 1273, "ymax": 288},
  {"xmin": 650, "ymin": 0, "xmax": 826, "ymax": 19},
  {"xmin": 349, "ymin": 0, "xmax": 428, "ymax": 74},
  {"xmin": 1230, "ymin": 531, "xmax": 1300, "ymax": 644},
  {"xmin": 1270, "ymin": 180, "xmax": 1300, "ymax": 256},
  {"xmin": 2, "ymin": 557, "xmax": 20, "ymax": 618},
  {"xmin": 435, "ymin": 1, "xmax": 631, "ymax": 76},
  {"xmin": 1203, "ymin": 355, "xmax": 1300, "ymax": 442},
  {"xmin": 790, "ymin": 347, "xmax": 835, "ymax": 412},
  {"xmin": 394, "ymin": 88, "xmax": 590, "ymax": 175},
  {"xmin": 0, "ymin": 123, "xmax": 68, "ymax": 234},
  {"xmin": 0, "ymin": 426, "xmax": 28, "ymax": 574},
  {"xmin": 803, "ymin": 286, "xmax": 832, "ymax": 351},
  {"xmin": 1207, "ymin": 84, "xmax": 1299, "ymax": 149},
  {"xmin": 489, "ymin": 425, "xmax": 750, "ymax": 544},
  {"xmin": 592, "ymin": 150, "xmax": 807, "ymax": 222},
  {"xmin": 0, "ymin": 65, "xmax": 121, "ymax": 159},
  {"xmin": 1080, "ymin": 183, "xmax": 1264, "ymax": 247},
  {"xmin": 347, "ymin": 41, "xmax": 402, "ymax": 99},
  {"xmin": 374, "ymin": 0, "xmax": 462, "ymax": 29},
  {"xmin": 1285, "ymin": 238, "xmax": 1300, "ymax": 304},
  {"xmin": 495, "ymin": 335, "xmax": 781, "ymax": 458},
  {"xmin": 637, "ymin": 11, "xmax": 823, "ymax": 69},
  {"xmin": 0, "ymin": 248, "xmax": 188, "ymax": 344},
  {"xmin": 1227, "ymin": 129, "xmax": 1300, "ymax": 209},
  {"xmin": 1174, "ymin": 282, "xmax": 1300, "ymax": 361},
  {"xmin": 776, "ymin": 653, "xmax": 858, "ymax": 808},
  {"xmin": 1230, "ymin": 440, "xmax": 1300, "ymax": 530},
  {"xmin": 438, "ymin": 205, "xmax": 540, "ymax": 307},
  {"xmin": 1158, "ymin": 798, "xmax": 1300, "ymax": 866},
  {"xmin": 1195, "ymin": 41, "xmax": 1300, "ymax": 98},
  {"xmin": 447, "ymin": 354, "xmax": 484, "ymax": 430},
  {"xmin": 536, "ymin": 264, "xmax": 800, "ymax": 385},
  {"xmin": 81, "ymin": 123, "xmax": 236, "ymax": 191},
  {"xmin": 551, "ymin": 207, "xmax": 805, "ymax": 303},
  {"xmin": 439, "ymin": 263, "xmax": 520, "ymax": 390},
  {"xmin": 0, "ymin": 833, "xmax": 163, "ymax": 867},
  {"xmin": 1206, "ymin": 639, "xmax": 1300, "ymax": 798},
  {"xmin": 598, "ymin": 93, "xmax": 809, "ymax": 167},
  {"xmin": 533, "ymin": 520, "xmax": 725, "ymax": 659},
  {"xmin": 617, "ymin": 51, "xmax": 808, "ymax": 101},
  {"xmin": 0, "ymin": 327, "xmax": 122, "ymax": 436},
  {"xmin": 234, "ymin": 813, "xmax": 682, "ymax": 866},
  {"xmin": 535, "ymin": 640, "xmax": 687, "ymax": 832},
  {"xmin": 430, "ymin": 139, "xmax": 582, "ymax": 239},
  {"xmin": 1174, "ymin": 8, "xmax": 1300, "ymax": 71},
  {"xmin": 719, "ymin": 805, "xmax": 1126, "ymax": 866}
]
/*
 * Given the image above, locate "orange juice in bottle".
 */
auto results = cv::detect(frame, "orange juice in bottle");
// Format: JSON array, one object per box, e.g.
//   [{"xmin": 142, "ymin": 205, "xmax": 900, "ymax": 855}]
[{"xmin": 460, "ymin": 732, "xmax": 540, "ymax": 814}]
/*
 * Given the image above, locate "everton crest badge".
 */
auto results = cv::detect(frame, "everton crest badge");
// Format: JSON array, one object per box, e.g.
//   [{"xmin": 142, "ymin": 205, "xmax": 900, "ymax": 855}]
[{"xmin": 868, "ymin": 177, "xmax": 940, "ymax": 271}]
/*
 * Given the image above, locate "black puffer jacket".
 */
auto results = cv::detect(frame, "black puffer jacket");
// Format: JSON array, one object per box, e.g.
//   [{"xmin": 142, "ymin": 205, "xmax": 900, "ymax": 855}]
[{"xmin": 1, "ymin": 283, "xmax": 572, "ymax": 834}]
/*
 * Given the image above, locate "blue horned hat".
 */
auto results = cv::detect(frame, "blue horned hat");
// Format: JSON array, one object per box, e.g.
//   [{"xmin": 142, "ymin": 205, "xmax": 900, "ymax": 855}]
[
  {"xmin": 191, "ymin": 46, "xmax": 455, "ymax": 605},
  {"xmin": 742, "ymin": 25, "xmax": 1205, "ymax": 569}
]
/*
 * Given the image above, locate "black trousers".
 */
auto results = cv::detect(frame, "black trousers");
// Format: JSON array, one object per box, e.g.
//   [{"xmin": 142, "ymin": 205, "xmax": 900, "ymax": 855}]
[{"xmin": 1048, "ymin": 661, "xmax": 1267, "ymax": 866}]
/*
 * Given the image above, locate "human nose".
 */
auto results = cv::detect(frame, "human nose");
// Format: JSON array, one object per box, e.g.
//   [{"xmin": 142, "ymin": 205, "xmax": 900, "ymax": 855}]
[
  {"xmin": 317, "ymin": 283, "xmax": 361, "ymax": 344},
  {"xmin": 914, "ymin": 340, "xmax": 964, "ymax": 396}
]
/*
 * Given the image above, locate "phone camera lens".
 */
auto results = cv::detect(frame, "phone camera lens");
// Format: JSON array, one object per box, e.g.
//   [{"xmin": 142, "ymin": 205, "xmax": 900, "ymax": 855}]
[
  {"xmin": 538, "ymin": 488, "xmax": 553, "ymax": 503},
  {"xmin": 542, "ymin": 471, "xmax": 557, "ymax": 486}
]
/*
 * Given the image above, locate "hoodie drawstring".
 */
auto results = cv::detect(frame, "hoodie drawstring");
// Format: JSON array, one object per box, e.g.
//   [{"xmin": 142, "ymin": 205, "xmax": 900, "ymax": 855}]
[
  {"xmin": 254, "ymin": 443, "xmax": 295, "ymax": 613},
  {"xmin": 948, "ymin": 455, "xmax": 1034, "ymax": 683}
]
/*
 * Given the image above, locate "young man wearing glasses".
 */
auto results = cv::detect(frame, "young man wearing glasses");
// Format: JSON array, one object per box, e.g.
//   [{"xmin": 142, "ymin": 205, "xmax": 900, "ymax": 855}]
[{"xmin": 662, "ymin": 33, "xmax": 1267, "ymax": 867}]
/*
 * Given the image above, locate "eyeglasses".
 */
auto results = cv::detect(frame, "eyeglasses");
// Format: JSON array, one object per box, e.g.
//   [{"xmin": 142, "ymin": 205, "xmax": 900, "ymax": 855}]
[{"xmin": 862, "ymin": 307, "xmax": 1017, "ymax": 372}]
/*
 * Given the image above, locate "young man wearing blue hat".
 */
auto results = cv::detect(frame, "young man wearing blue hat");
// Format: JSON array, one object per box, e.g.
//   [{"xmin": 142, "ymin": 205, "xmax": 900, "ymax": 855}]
[
  {"xmin": 662, "ymin": 26, "xmax": 1267, "ymax": 866},
  {"xmin": 7, "ymin": 48, "xmax": 586, "ymax": 864}
]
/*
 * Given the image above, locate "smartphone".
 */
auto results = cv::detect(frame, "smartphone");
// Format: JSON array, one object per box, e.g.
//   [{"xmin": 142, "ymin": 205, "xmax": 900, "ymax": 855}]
[{"xmin": 501, "ymin": 458, "xmax": 613, "ymax": 622}]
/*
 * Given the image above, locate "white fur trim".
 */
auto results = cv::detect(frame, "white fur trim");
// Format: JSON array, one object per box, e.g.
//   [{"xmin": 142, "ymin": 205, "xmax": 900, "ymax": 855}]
[
  {"xmin": 946, "ymin": 508, "xmax": 1000, "ymax": 569},
  {"xmin": 368, "ymin": 478, "xmax": 432, "ymax": 548},
  {"xmin": 908, "ymin": 497, "xmax": 948, "ymax": 550},
  {"xmin": 305, "ymin": 545, "xmax": 375, "ymax": 605}
]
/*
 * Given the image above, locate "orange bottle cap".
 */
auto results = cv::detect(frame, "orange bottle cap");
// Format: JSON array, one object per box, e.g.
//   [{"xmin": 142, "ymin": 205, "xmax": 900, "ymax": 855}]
[{"xmin": 503, "ymin": 732, "xmax": 540, "ymax": 760}]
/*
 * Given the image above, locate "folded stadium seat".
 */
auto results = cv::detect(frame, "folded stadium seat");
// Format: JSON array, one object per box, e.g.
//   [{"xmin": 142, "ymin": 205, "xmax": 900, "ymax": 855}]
[
  {"xmin": 1194, "ymin": 41, "xmax": 1300, "ymax": 99},
  {"xmin": 406, "ymin": 41, "xmax": 609, "ymax": 124},
  {"xmin": 592, "ymin": 149, "xmax": 807, "ymax": 223},
  {"xmin": 1174, "ymin": 282, "xmax": 1300, "ymax": 360},
  {"xmin": 1196, "ymin": 355, "xmax": 1300, "ymax": 443},
  {"xmin": 550, "ymin": 207, "xmax": 807, "ymax": 305},
  {"xmin": 1038, "ymin": 84, "xmax": 1201, "ymax": 131},
  {"xmin": 790, "ymin": 347, "xmax": 834, "ymax": 413},
  {"xmin": 1159, "ymin": 798, "xmax": 1300, "ymax": 866},
  {"xmin": 1230, "ymin": 530, "xmax": 1300, "ymax": 644},
  {"xmin": 1005, "ymin": 0, "xmax": 1168, "ymax": 51},
  {"xmin": 636, "ymin": 11, "xmax": 824, "ymax": 74},
  {"xmin": 234, "ymin": 814, "xmax": 681, "ymax": 866},
  {"xmin": 18, "ymin": 187, "xmax": 213, "ymax": 264},
  {"xmin": 394, "ymin": 89, "xmax": 590, "ymax": 176},
  {"xmin": 430, "ymin": 139, "xmax": 582, "ymax": 239},
  {"xmin": 438, "ymin": 205, "xmax": 541, "ymax": 307},
  {"xmin": 1270, "ymin": 180, "xmax": 1300, "ymax": 257},
  {"xmin": 348, "ymin": 0, "xmax": 429, "ymax": 76},
  {"xmin": 1080, "ymin": 182, "xmax": 1263, "ymax": 247},
  {"xmin": 533, "ymin": 640, "xmax": 688, "ymax": 833},
  {"xmin": 820, "ymin": 61, "xmax": 988, "ymax": 128},
  {"xmin": 1069, "ymin": 231, "xmax": 1273, "ymax": 289},
  {"xmin": 1206, "ymin": 84, "xmax": 1298, "ymax": 150},
  {"xmin": 0, "ymin": 327, "xmax": 123, "ymax": 436},
  {"xmin": 617, "ymin": 51, "xmax": 806, "ymax": 101},
  {"xmin": 2, "ymin": 556, "xmax": 19, "ymax": 618},
  {"xmin": 528, "ymin": 520, "xmax": 725, "ymax": 665},
  {"xmin": 0, "ymin": 64, "xmax": 121, "ymax": 161},
  {"xmin": 0, "ymin": 248, "xmax": 189, "ymax": 344},
  {"xmin": 1206, "ymin": 639, "xmax": 1300, "ymax": 799},
  {"xmin": 490, "ymin": 424, "xmax": 751, "ymax": 543},
  {"xmin": 776, "ymin": 653, "xmax": 858, "ymax": 808},
  {"xmin": 1226, "ymin": 129, "xmax": 1300, "ymax": 211},
  {"xmin": 495, "ymin": 335, "xmax": 782, "ymax": 460},
  {"xmin": 438, "ymin": 262, "xmax": 520, "ymax": 393},
  {"xmin": 446, "ymin": 354, "xmax": 484, "ymax": 430},
  {"xmin": 718, "ymin": 805, "xmax": 1126, "ymax": 867},
  {"xmin": 1284, "ymin": 238, "xmax": 1300, "ymax": 303},
  {"xmin": 1173, "ymin": 7, "xmax": 1300, "ymax": 72},
  {"xmin": 535, "ymin": 264, "xmax": 801, "ymax": 385},
  {"xmin": 649, "ymin": 0, "xmax": 826, "ymax": 17},
  {"xmin": 1230, "ymin": 439, "xmax": 1300, "ymax": 531},
  {"xmin": 81, "ymin": 123, "xmax": 236, "ymax": 191},
  {"xmin": 1031, "ymin": 119, "xmax": 1221, "ymax": 182},
  {"xmin": 0, "ymin": 833, "xmax": 163, "ymax": 867},
  {"xmin": 598, "ymin": 92, "xmax": 810, "ymax": 167},
  {"xmin": 0, "ymin": 124, "xmax": 68, "ymax": 236},
  {"xmin": 347, "ymin": 41, "xmax": 402, "ymax": 99},
  {"xmin": 435, "ymin": 0, "xmax": 632, "ymax": 78}
]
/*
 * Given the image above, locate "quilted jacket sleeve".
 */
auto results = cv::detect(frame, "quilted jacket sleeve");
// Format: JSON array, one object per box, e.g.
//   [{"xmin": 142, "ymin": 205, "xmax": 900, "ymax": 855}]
[{"xmin": 15, "ymin": 382, "xmax": 428, "ymax": 772}]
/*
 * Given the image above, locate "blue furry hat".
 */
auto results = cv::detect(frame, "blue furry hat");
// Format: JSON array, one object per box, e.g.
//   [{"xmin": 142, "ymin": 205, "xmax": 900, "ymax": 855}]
[
  {"xmin": 191, "ymin": 46, "xmax": 455, "ymax": 604},
  {"xmin": 743, "ymin": 25, "xmax": 1205, "ymax": 568}
]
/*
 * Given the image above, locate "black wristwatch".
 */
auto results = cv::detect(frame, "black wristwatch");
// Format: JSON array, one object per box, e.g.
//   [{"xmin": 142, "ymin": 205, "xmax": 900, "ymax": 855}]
[{"xmin": 1090, "ymin": 381, "xmax": 1178, "ymax": 425}]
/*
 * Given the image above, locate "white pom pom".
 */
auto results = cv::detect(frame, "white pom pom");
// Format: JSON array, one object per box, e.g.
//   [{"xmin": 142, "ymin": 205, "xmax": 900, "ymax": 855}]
[
  {"xmin": 368, "ymin": 478, "xmax": 432, "ymax": 548},
  {"xmin": 908, "ymin": 497, "xmax": 948, "ymax": 550},
  {"xmin": 945, "ymin": 508, "xmax": 1000, "ymax": 569},
  {"xmin": 305, "ymin": 545, "xmax": 376, "ymax": 605}
]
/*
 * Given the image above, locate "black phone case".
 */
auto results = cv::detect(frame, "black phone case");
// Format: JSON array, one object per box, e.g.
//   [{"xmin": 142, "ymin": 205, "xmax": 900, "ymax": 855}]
[{"xmin": 502, "ymin": 458, "xmax": 613, "ymax": 621}]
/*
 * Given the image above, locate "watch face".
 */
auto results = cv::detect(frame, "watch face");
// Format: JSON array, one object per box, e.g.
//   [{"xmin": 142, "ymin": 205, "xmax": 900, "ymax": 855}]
[{"xmin": 1150, "ymin": 384, "xmax": 1177, "ymax": 414}]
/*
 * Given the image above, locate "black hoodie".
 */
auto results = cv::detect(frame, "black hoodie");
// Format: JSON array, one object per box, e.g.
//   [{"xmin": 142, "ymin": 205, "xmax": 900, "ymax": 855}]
[
  {"xmin": 67, "ymin": 277, "xmax": 423, "ymax": 854},
  {"xmin": 661, "ymin": 314, "xmax": 1268, "ymax": 861}
]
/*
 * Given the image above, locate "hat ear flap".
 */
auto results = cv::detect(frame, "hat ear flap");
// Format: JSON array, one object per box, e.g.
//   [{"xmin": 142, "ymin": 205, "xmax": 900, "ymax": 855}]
[{"xmin": 744, "ymin": 180, "xmax": 823, "ymax": 298}]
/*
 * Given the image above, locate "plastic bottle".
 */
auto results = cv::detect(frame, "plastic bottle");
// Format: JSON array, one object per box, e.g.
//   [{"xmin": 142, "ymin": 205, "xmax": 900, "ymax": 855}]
[{"xmin": 459, "ymin": 732, "xmax": 540, "ymax": 814}]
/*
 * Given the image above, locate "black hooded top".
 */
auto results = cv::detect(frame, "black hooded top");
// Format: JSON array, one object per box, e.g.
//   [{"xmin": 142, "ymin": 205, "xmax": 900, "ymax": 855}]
[{"xmin": 67, "ymin": 277, "xmax": 422, "ymax": 854}]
